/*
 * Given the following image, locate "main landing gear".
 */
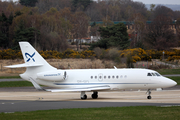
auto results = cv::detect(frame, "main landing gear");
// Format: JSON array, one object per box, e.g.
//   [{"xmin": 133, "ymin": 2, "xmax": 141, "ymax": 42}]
[
  {"xmin": 81, "ymin": 91, "xmax": 98, "ymax": 100},
  {"xmin": 146, "ymin": 89, "xmax": 152, "ymax": 99},
  {"xmin": 81, "ymin": 91, "xmax": 87, "ymax": 100},
  {"xmin": 91, "ymin": 92, "xmax": 98, "ymax": 99}
]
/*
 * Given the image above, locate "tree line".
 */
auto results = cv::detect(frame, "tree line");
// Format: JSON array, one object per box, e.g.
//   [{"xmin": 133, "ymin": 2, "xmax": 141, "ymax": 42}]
[{"xmin": 0, "ymin": 0, "xmax": 180, "ymax": 51}]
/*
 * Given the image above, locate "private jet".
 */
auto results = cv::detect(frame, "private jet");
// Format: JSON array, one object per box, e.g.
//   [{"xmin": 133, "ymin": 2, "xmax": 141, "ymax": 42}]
[{"xmin": 5, "ymin": 42, "xmax": 177, "ymax": 100}]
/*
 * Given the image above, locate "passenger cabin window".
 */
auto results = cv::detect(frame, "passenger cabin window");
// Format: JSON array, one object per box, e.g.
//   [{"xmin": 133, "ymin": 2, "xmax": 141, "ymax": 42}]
[
  {"xmin": 116, "ymin": 76, "xmax": 119, "ymax": 79},
  {"xmin": 108, "ymin": 76, "xmax": 110, "ymax": 79},
  {"xmin": 95, "ymin": 76, "xmax": 97, "ymax": 79},
  {"xmin": 147, "ymin": 73, "xmax": 152, "ymax": 76},
  {"xmin": 99, "ymin": 76, "xmax": 102, "ymax": 79},
  {"xmin": 112, "ymin": 76, "xmax": 114, "ymax": 79},
  {"xmin": 104, "ymin": 76, "xmax": 106, "ymax": 79},
  {"xmin": 91, "ymin": 76, "xmax": 93, "ymax": 79}
]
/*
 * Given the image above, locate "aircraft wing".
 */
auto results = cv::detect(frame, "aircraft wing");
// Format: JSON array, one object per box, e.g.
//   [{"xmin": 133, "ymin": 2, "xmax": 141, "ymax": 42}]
[
  {"xmin": 29, "ymin": 77, "xmax": 111, "ymax": 92},
  {"xmin": 46, "ymin": 85, "xmax": 111, "ymax": 92}
]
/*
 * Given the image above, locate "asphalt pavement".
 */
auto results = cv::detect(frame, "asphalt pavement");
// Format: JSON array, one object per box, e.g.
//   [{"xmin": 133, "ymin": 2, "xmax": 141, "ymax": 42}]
[
  {"xmin": 0, "ymin": 77, "xmax": 180, "ymax": 113},
  {"xmin": 1, "ymin": 100, "xmax": 180, "ymax": 113}
]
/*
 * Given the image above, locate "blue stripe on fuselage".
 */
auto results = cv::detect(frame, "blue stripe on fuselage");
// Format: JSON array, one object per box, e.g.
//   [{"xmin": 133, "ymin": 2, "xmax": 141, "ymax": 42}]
[{"xmin": 54, "ymin": 83, "xmax": 155, "ymax": 85}]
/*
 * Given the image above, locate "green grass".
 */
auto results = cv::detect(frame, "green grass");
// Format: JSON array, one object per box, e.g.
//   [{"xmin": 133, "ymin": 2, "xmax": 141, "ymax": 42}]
[
  {"xmin": 157, "ymin": 69, "xmax": 180, "ymax": 75},
  {"xmin": 167, "ymin": 76, "xmax": 180, "ymax": 85},
  {"xmin": 0, "ymin": 81, "xmax": 33, "ymax": 87},
  {"xmin": 0, "ymin": 76, "xmax": 20, "ymax": 79},
  {"xmin": 0, "ymin": 106, "xmax": 180, "ymax": 120}
]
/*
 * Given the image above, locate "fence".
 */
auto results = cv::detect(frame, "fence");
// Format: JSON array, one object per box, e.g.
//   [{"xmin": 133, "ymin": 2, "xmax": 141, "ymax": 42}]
[{"xmin": 135, "ymin": 59, "xmax": 180, "ymax": 69}]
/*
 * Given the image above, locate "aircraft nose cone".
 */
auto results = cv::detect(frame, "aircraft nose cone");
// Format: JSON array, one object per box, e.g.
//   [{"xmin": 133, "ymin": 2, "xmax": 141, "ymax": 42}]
[
  {"xmin": 166, "ymin": 78, "xmax": 177, "ymax": 87},
  {"xmin": 170, "ymin": 80, "xmax": 177, "ymax": 86},
  {"xmin": 161, "ymin": 77, "xmax": 177, "ymax": 88}
]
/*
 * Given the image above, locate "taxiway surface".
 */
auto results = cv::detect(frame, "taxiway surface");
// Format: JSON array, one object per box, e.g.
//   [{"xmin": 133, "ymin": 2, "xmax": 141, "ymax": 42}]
[{"xmin": 0, "ymin": 87, "xmax": 180, "ymax": 113}]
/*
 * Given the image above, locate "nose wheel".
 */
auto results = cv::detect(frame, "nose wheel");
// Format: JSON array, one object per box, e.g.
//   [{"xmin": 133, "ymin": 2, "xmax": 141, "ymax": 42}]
[
  {"xmin": 147, "ymin": 95, "xmax": 151, "ymax": 99},
  {"xmin": 146, "ymin": 89, "xmax": 152, "ymax": 99}
]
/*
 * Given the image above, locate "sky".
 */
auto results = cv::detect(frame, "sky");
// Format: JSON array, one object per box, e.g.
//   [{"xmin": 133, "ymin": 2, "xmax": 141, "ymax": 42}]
[
  {"xmin": 2, "ymin": 0, "xmax": 180, "ymax": 5},
  {"xmin": 133, "ymin": 0, "xmax": 180, "ymax": 4}
]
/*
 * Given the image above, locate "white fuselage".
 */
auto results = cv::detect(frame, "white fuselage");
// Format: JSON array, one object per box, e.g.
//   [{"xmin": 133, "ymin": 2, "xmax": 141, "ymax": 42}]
[
  {"xmin": 6, "ymin": 42, "xmax": 177, "ymax": 99},
  {"xmin": 20, "ymin": 68, "xmax": 176, "ymax": 90}
]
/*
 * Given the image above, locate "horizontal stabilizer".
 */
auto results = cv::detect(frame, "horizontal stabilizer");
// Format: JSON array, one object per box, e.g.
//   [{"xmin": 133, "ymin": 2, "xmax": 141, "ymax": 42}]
[
  {"xmin": 5, "ymin": 63, "xmax": 43, "ymax": 68},
  {"xmin": 46, "ymin": 85, "xmax": 111, "ymax": 92}
]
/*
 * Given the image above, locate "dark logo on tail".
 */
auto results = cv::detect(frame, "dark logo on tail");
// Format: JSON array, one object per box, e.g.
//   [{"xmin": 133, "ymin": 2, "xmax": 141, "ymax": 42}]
[{"xmin": 25, "ymin": 52, "xmax": 35, "ymax": 62}]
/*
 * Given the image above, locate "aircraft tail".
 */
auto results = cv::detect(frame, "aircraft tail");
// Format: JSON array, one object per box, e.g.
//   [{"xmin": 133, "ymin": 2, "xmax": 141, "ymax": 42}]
[{"xmin": 5, "ymin": 42, "xmax": 57, "ymax": 72}]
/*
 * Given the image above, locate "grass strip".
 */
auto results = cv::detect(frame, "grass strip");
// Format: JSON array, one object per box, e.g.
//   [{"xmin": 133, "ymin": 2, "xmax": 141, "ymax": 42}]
[
  {"xmin": 0, "ymin": 81, "xmax": 33, "ymax": 87},
  {"xmin": 0, "ymin": 76, "xmax": 20, "ymax": 79},
  {"xmin": 157, "ymin": 69, "xmax": 180, "ymax": 75},
  {"xmin": 0, "ymin": 106, "xmax": 180, "ymax": 120}
]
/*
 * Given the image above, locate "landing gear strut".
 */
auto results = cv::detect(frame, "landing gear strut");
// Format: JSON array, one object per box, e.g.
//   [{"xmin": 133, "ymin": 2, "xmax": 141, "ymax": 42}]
[
  {"xmin": 81, "ymin": 91, "xmax": 87, "ymax": 100},
  {"xmin": 146, "ymin": 89, "xmax": 152, "ymax": 99},
  {"xmin": 91, "ymin": 91, "xmax": 98, "ymax": 99}
]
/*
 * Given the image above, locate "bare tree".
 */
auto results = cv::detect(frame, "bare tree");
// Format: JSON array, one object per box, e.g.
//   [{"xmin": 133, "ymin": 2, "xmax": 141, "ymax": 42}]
[
  {"xmin": 153, "ymin": 5, "xmax": 174, "ymax": 20},
  {"xmin": 130, "ymin": 13, "xmax": 146, "ymax": 48},
  {"xmin": 73, "ymin": 11, "xmax": 89, "ymax": 51},
  {"xmin": 36, "ymin": 0, "xmax": 71, "ymax": 14},
  {"xmin": 145, "ymin": 15, "xmax": 177, "ymax": 50}
]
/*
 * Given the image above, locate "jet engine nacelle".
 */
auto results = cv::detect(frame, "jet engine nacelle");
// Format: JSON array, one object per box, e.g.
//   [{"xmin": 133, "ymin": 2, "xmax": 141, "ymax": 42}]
[{"xmin": 37, "ymin": 71, "xmax": 66, "ymax": 81}]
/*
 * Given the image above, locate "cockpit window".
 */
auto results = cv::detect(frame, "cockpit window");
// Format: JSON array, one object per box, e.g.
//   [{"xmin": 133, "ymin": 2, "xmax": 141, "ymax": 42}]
[
  {"xmin": 155, "ymin": 73, "xmax": 161, "ymax": 76},
  {"xmin": 147, "ymin": 73, "xmax": 152, "ymax": 76},
  {"xmin": 148, "ymin": 72, "xmax": 161, "ymax": 77},
  {"xmin": 151, "ymin": 73, "xmax": 156, "ymax": 76}
]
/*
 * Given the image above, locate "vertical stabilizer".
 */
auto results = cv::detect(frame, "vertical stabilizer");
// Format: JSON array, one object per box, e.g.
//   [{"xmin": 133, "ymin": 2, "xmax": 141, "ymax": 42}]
[{"xmin": 19, "ymin": 42, "xmax": 56, "ymax": 72}]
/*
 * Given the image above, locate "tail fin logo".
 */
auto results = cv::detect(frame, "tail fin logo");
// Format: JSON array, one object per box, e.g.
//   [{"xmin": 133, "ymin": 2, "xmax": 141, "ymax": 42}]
[{"xmin": 25, "ymin": 52, "xmax": 35, "ymax": 62}]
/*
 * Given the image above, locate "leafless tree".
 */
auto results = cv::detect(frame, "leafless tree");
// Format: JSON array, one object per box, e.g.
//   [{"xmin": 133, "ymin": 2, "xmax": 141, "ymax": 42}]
[
  {"xmin": 145, "ymin": 15, "xmax": 177, "ymax": 50},
  {"xmin": 130, "ymin": 13, "xmax": 146, "ymax": 47},
  {"xmin": 36, "ymin": 0, "xmax": 71, "ymax": 14},
  {"xmin": 73, "ymin": 11, "xmax": 89, "ymax": 51}
]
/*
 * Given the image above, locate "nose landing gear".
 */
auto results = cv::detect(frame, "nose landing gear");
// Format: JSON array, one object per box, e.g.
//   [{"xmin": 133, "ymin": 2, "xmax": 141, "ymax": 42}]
[{"xmin": 146, "ymin": 89, "xmax": 152, "ymax": 99}]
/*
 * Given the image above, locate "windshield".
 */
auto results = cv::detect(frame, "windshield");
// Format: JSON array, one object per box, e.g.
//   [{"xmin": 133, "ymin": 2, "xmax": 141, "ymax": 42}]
[
  {"xmin": 147, "ymin": 72, "xmax": 161, "ymax": 77},
  {"xmin": 155, "ymin": 73, "xmax": 161, "ymax": 76}
]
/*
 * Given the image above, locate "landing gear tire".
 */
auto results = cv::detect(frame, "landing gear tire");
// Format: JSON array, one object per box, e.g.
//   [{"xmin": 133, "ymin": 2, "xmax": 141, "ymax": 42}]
[
  {"xmin": 92, "ymin": 94, "xmax": 98, "ymax": 99},
  {"xmin": 147, "ymin": 96, "xmax": 151, "ymax": 99},
  {"xmin": 81, "ymin": 94, "xmax": 87, "ymax": 100},
  {"xmin": 91, "ymin": 92, "xmax": 98, "ymax": 99},
  {"xmin": 81, "ymin": 91, "xmax": 87, "ymax": 100},
  {"xmin": 146, "ymin": 89, "xmax": 152, "ymax": 99}
]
